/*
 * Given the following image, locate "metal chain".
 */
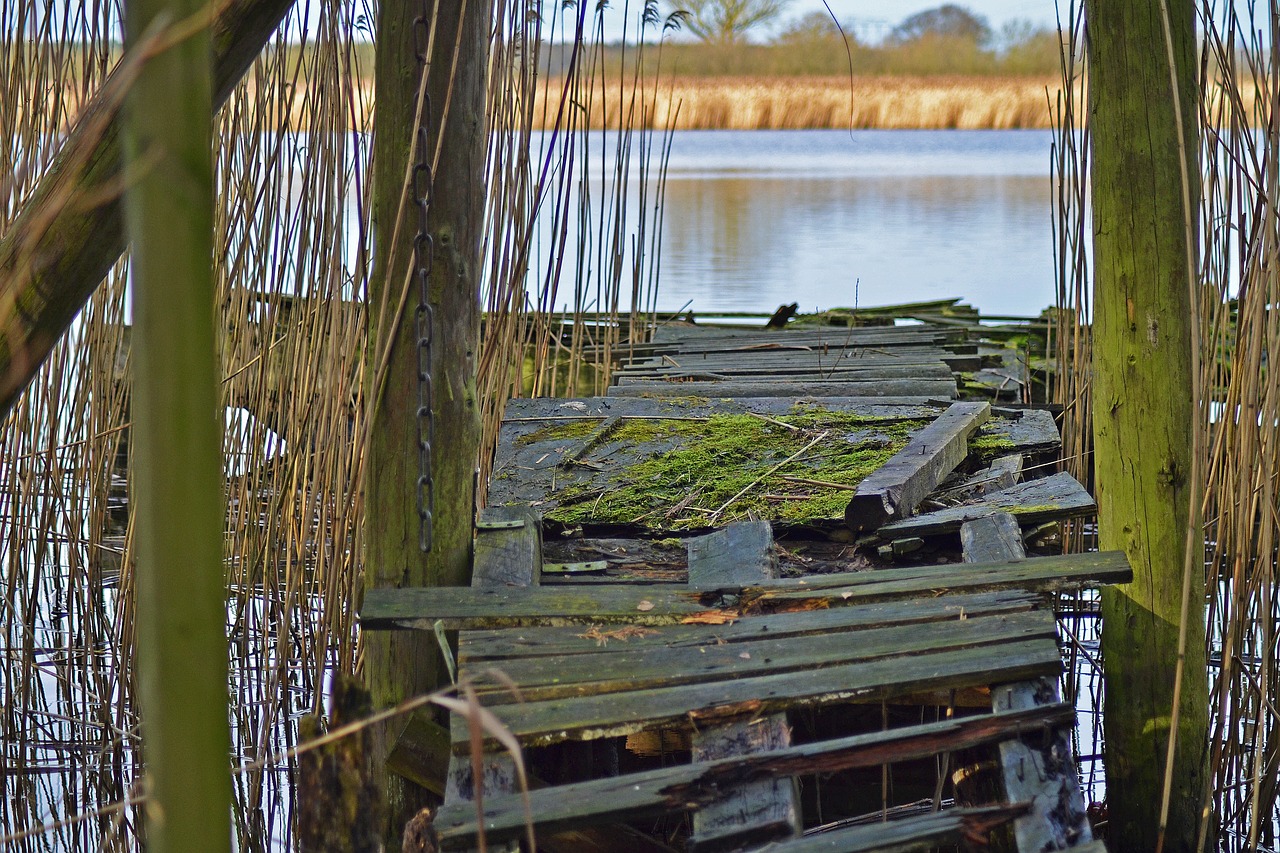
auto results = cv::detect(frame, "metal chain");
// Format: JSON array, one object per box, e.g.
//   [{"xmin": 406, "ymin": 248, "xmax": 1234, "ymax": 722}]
[{"xmin": 412, "ymin": 9, "xmax": 435, "ymax": 553}]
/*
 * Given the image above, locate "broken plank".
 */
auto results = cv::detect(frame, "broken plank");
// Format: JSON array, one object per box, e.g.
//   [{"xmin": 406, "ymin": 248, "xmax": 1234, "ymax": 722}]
[
  {"xmin": 876, "ymin": 472, "xmax": 1095, "ymax": 540},
  {"xmin": 432, "ymin": 706, "xmax": 1068, "ymax": 847},
  {"xmin": 992, "ymin": 678, "xmax": 1095, "ymax": 852},
  {"xmin": 844, "ymin": 402, "xmax": 990, "ymax": 533},
  {"xmin": 685, "ymin": 521, "xmax": 799, "ymax": 852},
  {"xmin": 453, "ymin": 639, "xmax": 1062, "ymax": 748},
  {"xmin": 960, "ymin": 512, "xmax": 1026, "ymax": 564},
  {"xmin": 458, "ymin": 590, "xmax": 1043, "ymax": 662},
  {"xmin": 606, "ymin": 379, "xmax": 958, "ymax": 399},
  {"xmin": 466, "ymin": 612, "xmax": 1057, "ymax": 704}
]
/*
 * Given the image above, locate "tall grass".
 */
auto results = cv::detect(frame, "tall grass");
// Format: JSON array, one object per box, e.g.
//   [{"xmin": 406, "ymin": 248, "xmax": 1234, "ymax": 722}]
[
  {"xmin": 0, "ymin": 0, "xmax": 672, "ymax": 849},
  {"xmin": 1054, "ymin": 1, "xmax": 1280, "ymax": 847}
]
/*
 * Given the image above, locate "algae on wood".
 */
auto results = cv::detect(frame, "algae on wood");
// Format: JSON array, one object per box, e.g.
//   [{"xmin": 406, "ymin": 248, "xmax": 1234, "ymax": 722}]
[
  {"xmin": 122, "ymin": 0, "xmax": 229, "ymax": 846},
  {"xmin": 1087, "ymin": 1, "xmax": 1209, "ymax": 848}
]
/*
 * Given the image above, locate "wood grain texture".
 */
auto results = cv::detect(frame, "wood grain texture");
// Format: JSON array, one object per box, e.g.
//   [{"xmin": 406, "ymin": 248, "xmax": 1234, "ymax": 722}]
[{"xmin": 845, "ymin": 401, "xmax": 990, "ymax": 532}]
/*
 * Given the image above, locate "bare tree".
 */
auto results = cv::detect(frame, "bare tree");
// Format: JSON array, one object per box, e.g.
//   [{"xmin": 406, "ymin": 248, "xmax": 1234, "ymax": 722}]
[
  {"xmin": 673, "ymin": 0, "xmax": 791, "ymax": 44},
  {"xmin": 888, "ymin": 4, "xmax": 991, "ymax": 46}
]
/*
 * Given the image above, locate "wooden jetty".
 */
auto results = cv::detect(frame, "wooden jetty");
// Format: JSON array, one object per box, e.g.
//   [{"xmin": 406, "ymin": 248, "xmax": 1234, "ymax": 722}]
[{"xmin": 362, "ymin": 307, "xmax": 1117, "ymax": 852}]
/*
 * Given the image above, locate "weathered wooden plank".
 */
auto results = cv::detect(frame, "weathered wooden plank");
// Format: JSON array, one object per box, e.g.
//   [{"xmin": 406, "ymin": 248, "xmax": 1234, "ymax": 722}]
[
  {"xmin": 362, "ymin": 551, "xmax": 1132, "ymax": 629},
  {"xmin": 617, "ymin": 350, "xmax": 960, "ymax": 369},
  {"xmin": 618, "ymin": 362, "xmax": 956, "ymax": 379},
  {"xmin": 876, "ymin": 472, "xmax": 1095, "ymax": 540},
  {"xmin": 992, "ymin": 678, "xmax": 1095, "ymax": 852},
  {"xmin": 459, "ymin": 590, "xmax": 1042, "ymax": 662},
  {"xmin": 685, "ymin": 521, "xmax": 799, "ymax": 851},
  {"xmin": 432, "ymin": 706, "xmax": 1069, "ymax": 847},
  {"xmin": 606, "ymin": 379, "xmax": 958, "ymax": 399},
  {"xmin": 960, "ymin": 513, "xmax": 1026, "ymax": 564},
  {"xmin": 451, "ymin": 639, "xmax": 1062, "ymax": 748},
  {"xmin": 844, "ymin": 402, "xmax": 991, "ymax": 533},
  {"xmin": 686, "ymin": 521, "xmax": 776, "ymax": 590},
  {"xmin": 468, "ymin": 612, "xmax": 1057, "ymax": 704}
]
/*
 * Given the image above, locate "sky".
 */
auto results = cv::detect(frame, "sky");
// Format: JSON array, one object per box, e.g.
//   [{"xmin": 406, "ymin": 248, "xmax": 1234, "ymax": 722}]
[{"xmin": 588, "ymin": 0, "xmax": 1065, "ymax": 44}]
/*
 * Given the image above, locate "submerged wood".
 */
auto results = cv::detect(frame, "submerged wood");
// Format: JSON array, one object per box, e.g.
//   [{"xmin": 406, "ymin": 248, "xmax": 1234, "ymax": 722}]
[
  {"xmin": 431, "ymin": 705, "xmax": 1071, "ymax": 846},
  {"xmin": 844, "ymin": 401, "xmax": 990, "ymax": 532},
  {"xmin": 0, "ymin": 0, "xmax": 295, "ymax": 414}
]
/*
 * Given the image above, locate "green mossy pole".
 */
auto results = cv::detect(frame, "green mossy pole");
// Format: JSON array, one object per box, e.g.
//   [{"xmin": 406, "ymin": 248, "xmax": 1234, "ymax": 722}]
[
  {"xmin": 122, "ymin": 0, "xmax": 231, "ymax": 849},
  {"xmin": 366, "ymin": 0, "xmax": 488, "ymax": 837},
  {"xmin": 1086, "ymin": 1, "xmax": 1208, "ymax": 850}
]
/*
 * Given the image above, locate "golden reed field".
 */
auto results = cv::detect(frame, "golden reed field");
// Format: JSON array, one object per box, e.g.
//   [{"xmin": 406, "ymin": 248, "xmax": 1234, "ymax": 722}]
[{"xmin": 530, "ymin": 76, "xmax": 1072, "ymax": 131}]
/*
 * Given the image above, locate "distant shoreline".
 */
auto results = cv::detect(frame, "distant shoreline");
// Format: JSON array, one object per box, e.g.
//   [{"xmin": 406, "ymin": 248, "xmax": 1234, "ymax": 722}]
[{"xmin": 525, "ymin": 75, "xmax": 1070, "ymax": 131}]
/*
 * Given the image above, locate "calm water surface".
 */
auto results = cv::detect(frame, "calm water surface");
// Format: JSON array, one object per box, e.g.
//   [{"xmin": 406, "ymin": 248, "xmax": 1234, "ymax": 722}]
[{"xmin": 556, "ymin": 129, "xmax": 1058, "ymax": 318}]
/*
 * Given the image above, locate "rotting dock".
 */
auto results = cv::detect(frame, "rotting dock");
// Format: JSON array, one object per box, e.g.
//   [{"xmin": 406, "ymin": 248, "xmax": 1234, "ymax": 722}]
[{"xmin": 361, "ymin": 302, "xmax": 1122, "ymax": 852}]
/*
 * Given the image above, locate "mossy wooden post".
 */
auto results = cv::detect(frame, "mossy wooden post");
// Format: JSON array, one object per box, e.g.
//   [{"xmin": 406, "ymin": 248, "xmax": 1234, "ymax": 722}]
[
  {"xmin": 122, "ymin": 0, "xmax": 231, "ymax": 848},
  {"xmin": 366, "ymin": 0, "xmax": 488, "ymax": 837},
  {"xmin": 1086, "ymin": 1, "xmax": 1208, "ymax": 849}
]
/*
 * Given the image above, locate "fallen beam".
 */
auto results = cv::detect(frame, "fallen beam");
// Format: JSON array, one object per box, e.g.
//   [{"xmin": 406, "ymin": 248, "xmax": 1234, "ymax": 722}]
[
  {"xmin": 0, "ymin": 0, "xmax": 295, "ymax": 414},
  {"xmin": 844, "ymin": 401, "xmax": 990, "ymax": 532}
]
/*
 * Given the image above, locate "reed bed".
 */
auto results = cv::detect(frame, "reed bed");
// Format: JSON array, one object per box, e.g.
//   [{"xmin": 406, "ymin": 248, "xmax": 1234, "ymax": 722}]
[
  {"xmin": 1054, "ymin": 1, "xmax": 1280, "ymax": 847},
  {"xmin": 0, "ymin": 0, "xmax": 671, "ymax": 849},
  {"xmin": 531, "ymin": 74, "xmax": 1071, "ymax": 131}
]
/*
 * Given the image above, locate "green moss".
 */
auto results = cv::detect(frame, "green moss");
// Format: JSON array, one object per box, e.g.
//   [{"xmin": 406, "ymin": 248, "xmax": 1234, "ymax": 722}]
[
  {"xmin": 970, "ymin": 425, "xmax": 1017, "ymax": 453},
  {"xmin": 515, "ymin": 418, "xmax": 602, "ymax": 446},
  {"xmin": 546, "ymin": 411, "xmax": 927, "ymax": 529}
]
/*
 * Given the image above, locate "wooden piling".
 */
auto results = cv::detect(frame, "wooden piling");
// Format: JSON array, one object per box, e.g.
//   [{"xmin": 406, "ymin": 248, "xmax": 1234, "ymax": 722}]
[
  {"xmin": 365, "ymin": 0, "xmax": 489, "ymax": 838},
  {"xmin": 1086, "ymin": 0, "xmax": 1209, "ymax": 848},
  {"xmin": 122, "ymin": 0, "xmax": 230, "ymax": 847}
]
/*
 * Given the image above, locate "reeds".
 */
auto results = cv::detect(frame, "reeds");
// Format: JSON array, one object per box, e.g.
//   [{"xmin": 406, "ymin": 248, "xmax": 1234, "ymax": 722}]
[
  {"xmin": 0, "ymin": 0, "xmax": 672, "ymax": 849},
  {"xmin": 531, "ymin": 74, "xmax": 1067, "ymax": 131}
]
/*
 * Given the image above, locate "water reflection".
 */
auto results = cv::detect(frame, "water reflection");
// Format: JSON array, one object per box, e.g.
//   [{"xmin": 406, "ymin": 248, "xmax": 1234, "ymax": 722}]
[
  {"xmin": 532, "ymin": 130, "xmax": 1058, "ymax": 318},
  {"xmin": 659, "ymin": 171, "xmax": 1053, "ymax": 315}
]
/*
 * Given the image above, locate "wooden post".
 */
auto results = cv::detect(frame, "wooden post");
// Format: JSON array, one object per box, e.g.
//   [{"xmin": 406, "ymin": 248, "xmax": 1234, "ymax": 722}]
[
  {"xmin": 0, "ymin": 0, "xmax": 293, "ymax": 416},
  {"xmin": 122, "ymin": 0, "xmax": 230, "ymax": 848},
  {"xmin": 1086, "ymin": 1, "xmax": 1209, "ymax": 849},
  {"xmin": 365, "ymin": 0, "xmax": 488, "ymax": 838}
]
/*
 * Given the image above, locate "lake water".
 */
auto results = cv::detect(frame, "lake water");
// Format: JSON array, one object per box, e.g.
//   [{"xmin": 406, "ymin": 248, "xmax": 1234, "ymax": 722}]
[{"xmin": 534, "ymin": 129, "xmax": 1060, "ymax": 319}]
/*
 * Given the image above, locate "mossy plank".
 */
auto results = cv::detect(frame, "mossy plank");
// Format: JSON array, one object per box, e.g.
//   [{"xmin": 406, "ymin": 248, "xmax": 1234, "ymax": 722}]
[
  {"xmin": 432, "ymin": 706, "xmax": 1071, "ymax": 847},
  {"xmin": 449, "ymin": 639, "xmax": 1062, "ymax": 748},
  {"xmin": 458, "ymin": 590, "xmax": 1042, "ymax": 662},
  {"xmin": 845, "ymin": 401, "xmax": 991, "ymax": 532},
  {"xmin": 875, "ymin": 472, "xmax": 1094, "ymax": 540},
  {"xmin": 465, "ymin": 612, "xmax": 1056, "ymax": 705},
  {"xmin": 755, "ymin": 805, "xmax": 1028, "ymax": 853}
]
